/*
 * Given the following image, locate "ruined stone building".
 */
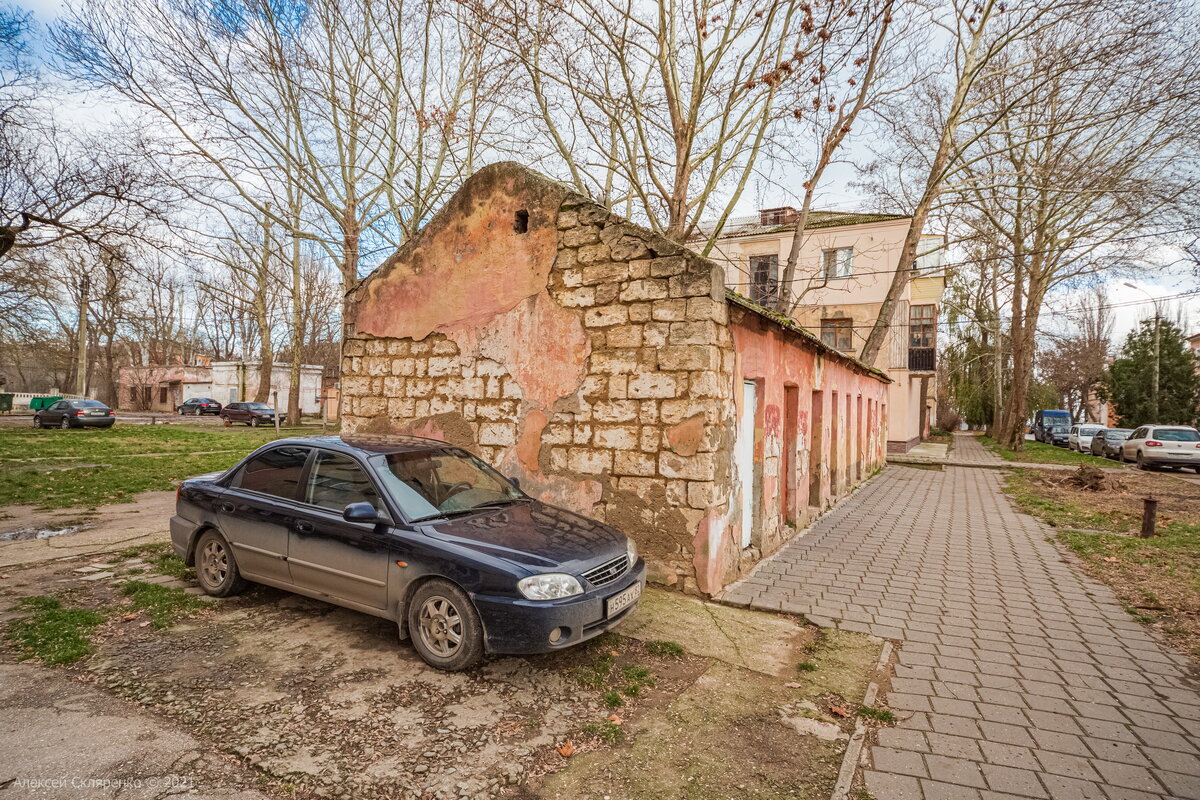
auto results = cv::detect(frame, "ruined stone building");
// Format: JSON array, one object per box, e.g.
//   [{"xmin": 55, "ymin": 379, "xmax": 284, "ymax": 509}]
[{"xmin": 340, "ymin": 163, "xmax": 890, "ymax": 595}]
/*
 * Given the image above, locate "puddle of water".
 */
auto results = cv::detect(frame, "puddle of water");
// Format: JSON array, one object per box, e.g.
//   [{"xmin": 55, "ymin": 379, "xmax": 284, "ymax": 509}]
[{"xmin": 0, "ymin": 525, "xmax": 86, "ymax": 542}]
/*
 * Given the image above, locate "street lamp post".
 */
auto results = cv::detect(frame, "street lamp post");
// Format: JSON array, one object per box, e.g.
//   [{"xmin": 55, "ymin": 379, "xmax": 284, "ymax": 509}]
[{"xmin": 1123, "ymin": 283, "xmax": 1160, "ymax": 422}]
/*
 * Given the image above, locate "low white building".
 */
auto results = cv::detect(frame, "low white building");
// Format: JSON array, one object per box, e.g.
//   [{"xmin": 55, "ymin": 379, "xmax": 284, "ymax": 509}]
[{"xmin": 118, "ymin": 361, "xmax": 325, "ymax": 415}]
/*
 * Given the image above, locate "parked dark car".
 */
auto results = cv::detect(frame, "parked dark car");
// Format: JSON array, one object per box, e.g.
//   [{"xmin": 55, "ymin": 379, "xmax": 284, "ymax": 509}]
[
  {"xmin": 220, "ymin": 402, "xmax": 284, "ymax": 427},
  {"xmin": 1033, "ymin": 409, "xmax": 1072, "ymax": 443},
  {"xmin": 1091, "ymin": 428, "xmax": 1132, "ymax": 459},
  {"xmin": 170, "ymin": 435, "xmax": 646, "ymax": 670},
  {"xmin": 178, "ymin": 397, "xmax": 223, "ymax": 416},
  {"xmin": 1048, "ymin": 425, "xmax": 1070, "ymax": 447},
  {"xmin": 33, "ymin": 398, "xmax": 115, "ymax": 429}
]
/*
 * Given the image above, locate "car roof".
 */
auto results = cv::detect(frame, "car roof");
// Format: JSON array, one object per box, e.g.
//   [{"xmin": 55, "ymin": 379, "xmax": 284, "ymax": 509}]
[
  {"xmin": 264, "ymin": 434, "xmax": 455, "ymax": 455},
  {"xmin": 1146, "ymin": 425, "xmax": 1199, "ymax": 431}
]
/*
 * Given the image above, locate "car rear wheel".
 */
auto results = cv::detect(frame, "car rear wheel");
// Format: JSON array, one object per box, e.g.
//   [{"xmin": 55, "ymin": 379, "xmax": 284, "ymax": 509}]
[
  {"xmin": 59, "ymin": 416, "xmax": 71, "ymax": 430},
  {"xmin": 193, "ymin": 407, "xmax": 201, "ymax": 416},
  {"xmin": 407, "ymin": 579, "xmax": 483, "ymax": 671},
  {"xmin": 194, "ymin": 530, "xmax": 248, "ymax": 597},
  {"xmin": 1136, "ymin": 452, "xmax": 1153, "ymax": 471}
]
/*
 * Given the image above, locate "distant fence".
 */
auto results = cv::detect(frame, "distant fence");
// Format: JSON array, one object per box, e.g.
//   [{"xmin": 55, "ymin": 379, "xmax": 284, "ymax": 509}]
[{"xmin": 5, "ymin": 392, "xmax": 86, "ymax": 411}]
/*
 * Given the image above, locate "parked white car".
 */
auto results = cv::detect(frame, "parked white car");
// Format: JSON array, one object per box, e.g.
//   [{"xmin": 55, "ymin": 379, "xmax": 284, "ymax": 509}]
[
  {"xmin": 1120, "ymin": 425, "xmax": 1200, "ymax": 472},
  {"xmin": 1068, "ymin": 424, "xmax": 1104, "ymax": 453}
]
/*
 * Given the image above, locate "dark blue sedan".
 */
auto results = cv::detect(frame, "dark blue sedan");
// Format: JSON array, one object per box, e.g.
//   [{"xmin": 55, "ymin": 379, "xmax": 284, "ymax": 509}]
[{"xmin": 170, "ymin": 435, "xmax": 645, "ymax": 670}]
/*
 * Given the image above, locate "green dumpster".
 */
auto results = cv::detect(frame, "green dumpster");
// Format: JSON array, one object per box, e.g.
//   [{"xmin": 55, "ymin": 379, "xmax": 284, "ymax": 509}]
[
  {"xmin": 29, "ymin": 396, "xmax": 62, "ymax": 411},
  {"xmin": 0, "ymin": 394, "xmax": 11, "ymax": 412}
]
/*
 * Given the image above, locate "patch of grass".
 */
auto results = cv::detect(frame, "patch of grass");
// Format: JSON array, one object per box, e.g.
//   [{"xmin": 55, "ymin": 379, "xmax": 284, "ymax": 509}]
[
  {"xmin": 0, "ymin": 425, "xmax": 296, "ymax": 509},
  {"xmin": 117, "ymin": 542, "xmax": 171, "ymax": 560},
  {"xmin": 5, "ymin": 596, "xmax": 107, "ymax": 665},
  {"xmin": 645, "ymin": 639, "xmax": 684, "ymax": 658},
  {"xmin": 582, "ymin": 720, "xmax": 624, "ymax": 744},
  {"xmin": 571, "ymin": 652, "xmax": 615, "ymax": 689},
  {"xmin": 603, "ymin": 690, "xmax": 624, "ymax": 708},
  {"xmin": 858, "ymin": 705, "xmax": 896, "ymax": 724},
  {"xmin": 620, "ymin": 664, "xmax": 656, "ymax": 697},
  {"xmin": 796, "ymin": 661, "xmax": 818, "ymax": 673},
  {"xmin": 152, "ymin": 551, "xmax": 194, "ymax": 581},
  {"xmin": 119, "ymin": 580, "xmax": 206, "ymax": 628},
  {"xmin": 980, "ymin": 435, "xmax": 1115, "ymax": 467}
]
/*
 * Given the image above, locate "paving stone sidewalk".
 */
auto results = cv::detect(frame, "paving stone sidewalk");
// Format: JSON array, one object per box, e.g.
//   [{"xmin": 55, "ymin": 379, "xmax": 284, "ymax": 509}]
[
  {"xmin": 890, "ymin": 432, "xmax": 1132, "ymax": 472},
  {"xmin": 721, "ymin": 465, "xmax": 1200, "ymax": 800}
]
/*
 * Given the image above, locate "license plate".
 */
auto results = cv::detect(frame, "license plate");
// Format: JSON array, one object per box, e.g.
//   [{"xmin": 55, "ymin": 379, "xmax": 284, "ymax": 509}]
[{"xmin": 605, "ymin": 582, "xmax": 642, "ymax": 618}]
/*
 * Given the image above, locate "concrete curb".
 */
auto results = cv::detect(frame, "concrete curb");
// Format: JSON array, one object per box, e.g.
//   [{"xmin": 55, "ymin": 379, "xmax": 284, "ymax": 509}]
[{"xmin": 831, "ymin": 640, "xmax": 893, "ymax": 800}]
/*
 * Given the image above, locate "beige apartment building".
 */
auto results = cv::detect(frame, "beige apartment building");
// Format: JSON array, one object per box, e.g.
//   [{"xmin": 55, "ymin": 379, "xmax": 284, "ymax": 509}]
[{"xmin": 704, "ymin": 207, "xmax": 946, "ymax": 452}]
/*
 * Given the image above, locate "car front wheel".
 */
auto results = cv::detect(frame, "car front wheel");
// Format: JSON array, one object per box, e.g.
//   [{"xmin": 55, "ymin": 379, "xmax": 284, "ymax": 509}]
[
  {"xmin": 194, "ymin": 530, "xmax": 248, "ymax": 597},
  {"xmin": 33, "ymin": 414, "xmax": 41, "ymax": 428},
  {"xmin": 407, "ymin": 579, "xmax": 484, "ymax": 671}
]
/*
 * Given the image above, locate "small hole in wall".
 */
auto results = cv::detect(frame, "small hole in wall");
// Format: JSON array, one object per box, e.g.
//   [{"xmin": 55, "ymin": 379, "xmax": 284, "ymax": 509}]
[
  {"xmin": 514, "ymin": 209, "xmax": 529, "ymax": 234},
  {"xmin": 647, "ymin": 247, "xmax": 658, "ymax": 258}
]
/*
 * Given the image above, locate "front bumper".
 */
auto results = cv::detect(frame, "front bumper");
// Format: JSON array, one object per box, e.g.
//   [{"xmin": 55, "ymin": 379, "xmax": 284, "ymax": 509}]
[{"xmin": 473, "ymin": 559, "xmax": 647, "ymax": 655}]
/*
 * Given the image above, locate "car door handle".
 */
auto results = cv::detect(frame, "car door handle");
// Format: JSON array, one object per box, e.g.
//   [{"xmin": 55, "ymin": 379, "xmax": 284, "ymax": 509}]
[
  {"xmin": 295, "ymin": 520, "xmax": 314, "ymax": 534},
  {"xmin": 217, "ymin": 502, "xmax": 236, "ymax": 513}
]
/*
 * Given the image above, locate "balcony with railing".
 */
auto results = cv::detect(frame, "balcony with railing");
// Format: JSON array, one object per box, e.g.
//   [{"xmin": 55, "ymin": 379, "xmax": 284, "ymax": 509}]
[{"xmin": 908, "ymin": 347, "xmax": 936, "ymax": 372}]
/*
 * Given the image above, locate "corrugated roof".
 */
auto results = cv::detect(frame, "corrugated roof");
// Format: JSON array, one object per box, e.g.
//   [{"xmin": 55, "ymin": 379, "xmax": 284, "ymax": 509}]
[
  {"xmin": 692, "ymin": 210, "xmax": 910, "ymax": 242},
  {"xmin": 725, "ymin": 290, "xmax": 891, "ymax": 383}
]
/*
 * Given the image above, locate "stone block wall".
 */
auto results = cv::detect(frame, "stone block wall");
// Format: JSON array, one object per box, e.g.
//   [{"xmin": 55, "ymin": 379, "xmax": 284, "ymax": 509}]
[{"xmin": 341, "ymin": 163, "xmax": 737, "ymax": 593}]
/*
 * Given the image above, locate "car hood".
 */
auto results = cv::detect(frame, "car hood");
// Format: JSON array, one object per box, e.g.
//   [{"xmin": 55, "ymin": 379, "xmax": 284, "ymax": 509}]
[{"xmin": 419, "ymin": 500, "xmax": 627, "ymax": 572}]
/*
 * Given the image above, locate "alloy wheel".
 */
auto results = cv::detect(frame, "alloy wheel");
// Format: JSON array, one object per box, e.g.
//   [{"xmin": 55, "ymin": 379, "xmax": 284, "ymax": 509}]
[
  {"xmin": 417, "ymin": 596, "xmax": 463, "ymax": 658},
  {"xmin": 200, "ymin": 539, "xmax": 229, "ymax": 589},
  {"xmin": 60, "ymin": 416, "xmax": 70, "ymax": 429}
]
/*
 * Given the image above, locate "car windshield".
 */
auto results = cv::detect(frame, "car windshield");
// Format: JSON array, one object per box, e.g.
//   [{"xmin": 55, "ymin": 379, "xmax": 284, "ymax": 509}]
[
  {"xmin": 1106, "ymin": 430, "xmax": 1132, "ymax": 439},
  {"xmin": 371, "ymin": 448, "xmax": 523, "ymax": 521},
  {"xmin": 1154, "ymin": 429, "xmax": 1200, "ymax": 442},
  {"xmin": 1051, "ymin": 426, "xmax": 1068, "ymax": 433},
  {"xmin": 247, "ymin": 403, "xmax": 273, "ymax": 410}
]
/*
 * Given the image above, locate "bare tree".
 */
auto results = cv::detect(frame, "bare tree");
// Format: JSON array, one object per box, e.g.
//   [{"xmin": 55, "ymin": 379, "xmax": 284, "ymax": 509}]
[{"xmin": 480, "ymin": 0, "xmax": 864, "ymax": 244}]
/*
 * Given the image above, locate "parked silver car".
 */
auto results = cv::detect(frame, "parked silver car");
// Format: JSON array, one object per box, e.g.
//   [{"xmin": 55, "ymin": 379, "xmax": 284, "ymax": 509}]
[
  {"xmin": 1068, "ymin": 424, "xmax": 1104, "ymax": 453},
  {"xmin": 1120, "ymin": 425, "xmax": 1200, "ymax": 472},
  {"xmin": 1090, "ymin": 428, "xmax": 1133, "ymax": 460}
]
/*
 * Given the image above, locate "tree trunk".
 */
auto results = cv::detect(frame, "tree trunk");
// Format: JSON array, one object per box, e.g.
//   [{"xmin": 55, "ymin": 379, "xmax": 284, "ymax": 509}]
[
  {"xmin": 75, "ymin": 274, "xmax": 90, "ymax": 396},
  {"xmin": 253, "ymin": 208, "xmax": 273, "ymax": 404},
  {"xmin": 287, "ymin": 219, "xmax": 303, "ymax": 428}
]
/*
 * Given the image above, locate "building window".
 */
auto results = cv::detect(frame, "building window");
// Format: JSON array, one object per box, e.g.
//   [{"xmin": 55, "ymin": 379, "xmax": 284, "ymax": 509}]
[
  {"xmin": 909, "ymin": 304, "xmax": 936, "ymax": 348},
  {"xmin": 915, "ymin": 235, "xmax": 944, "ymax": 271},
  {"xmin": 749, "ymin": 254, "xmax": 779, "ymax": 306},
  {"xmin": 822, "ymin": 247, "xmax": 853, "ymax": 279},
  {"xmin": 821, "ymin": 318, "xmax": 853, "ymax": 351},
  {"xmin": 158, "ymin": 386, "xmax": 168, "ymax": 404}
]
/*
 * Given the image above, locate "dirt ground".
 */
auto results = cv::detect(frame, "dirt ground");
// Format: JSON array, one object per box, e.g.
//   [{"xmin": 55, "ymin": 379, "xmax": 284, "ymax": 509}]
[{"xmin": 0, "ymin": 545, "xmax": 884, "ymax": 800}]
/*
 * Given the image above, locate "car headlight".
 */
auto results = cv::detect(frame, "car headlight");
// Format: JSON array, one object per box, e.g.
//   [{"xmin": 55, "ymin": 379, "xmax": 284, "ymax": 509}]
[
  {"xmin": 517, "ymin": 573, "xmax": 583, "ymax": 600},
  {"xmin": 626, "ymin": 537, "xmax": 638, "ymax": 565}
]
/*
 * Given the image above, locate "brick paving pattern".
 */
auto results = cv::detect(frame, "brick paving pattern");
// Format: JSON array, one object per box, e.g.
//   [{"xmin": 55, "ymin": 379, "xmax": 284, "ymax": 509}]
[{"xmin": 722, "ymin": 465, "xmax": 1200, "ymax": 800}]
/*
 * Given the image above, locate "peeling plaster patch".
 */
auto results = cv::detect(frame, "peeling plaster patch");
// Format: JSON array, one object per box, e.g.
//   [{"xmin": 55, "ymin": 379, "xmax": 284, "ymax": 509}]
[
  {"xmin": 665, "ymin": 414, "xmax": 706, "ymax": 457},
  {"xmin": 513, "ymin": 409, "xmax": 548, "ymax": 473},
  {"xmin": 520, "ymin": 473, "xmax": 603, "ymax": 516}
]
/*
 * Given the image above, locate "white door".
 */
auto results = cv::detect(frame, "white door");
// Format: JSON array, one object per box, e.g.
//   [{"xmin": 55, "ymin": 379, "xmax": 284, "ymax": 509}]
[{"xmin": 737, "ymin": 381, "xmax": 757, "ymax": 548}]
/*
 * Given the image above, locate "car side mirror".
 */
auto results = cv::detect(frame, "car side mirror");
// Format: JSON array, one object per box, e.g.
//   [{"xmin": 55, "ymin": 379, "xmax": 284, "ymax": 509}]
[
  {"xmin": 509, "ymin": 476, "xmax": 521, "ymax": 490},
  {"xmin": 343, "ymin": 502, "xmax": 382, "ymax": 523}
]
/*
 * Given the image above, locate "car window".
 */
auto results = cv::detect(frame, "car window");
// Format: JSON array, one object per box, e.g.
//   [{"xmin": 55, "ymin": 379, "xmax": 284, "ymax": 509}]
[
  {"xmin": 231, "ymin": 446, "xmax": 310, "ymax": 499},
  {"xmin": 305, "ymin": 451, "xmax": 380, "ymax": 512},
  {"xmin": 1080, "ymin": 427, "xmax": 1101, "ymax": 436},
  {"xmin": 1154, "ymin": 429, "xmax": 1200, "ymax": 442},
  {"xmin": 1131, "ymin": 428, "xmax": 1146, "ymax": 439},
  {"xmin": 372, "ymin": 448, "xmax": 522, "ymax": 520},
  {"xmin": 248, "ymin": 403, "xmax": 272, "ymax": 410}
]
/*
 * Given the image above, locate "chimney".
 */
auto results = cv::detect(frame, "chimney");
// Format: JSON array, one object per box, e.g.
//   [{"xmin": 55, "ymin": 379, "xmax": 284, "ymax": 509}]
[{"xmin": 759, "ymin": 206, "xmax": 798, "ymax": 226}]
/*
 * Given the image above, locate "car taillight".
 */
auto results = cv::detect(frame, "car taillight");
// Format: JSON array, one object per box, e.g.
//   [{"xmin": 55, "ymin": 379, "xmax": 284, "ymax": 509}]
[
  {"xmin": 1146, "ymin": 441, "xmax": 1162, "ymax": 447},
  {"xmin": 75, "ymin": 410, "xmax": 85, "ymax": 416},
  {"xmin": 176, "ymin": 484, "xmax": 182, "ymax": 503}
]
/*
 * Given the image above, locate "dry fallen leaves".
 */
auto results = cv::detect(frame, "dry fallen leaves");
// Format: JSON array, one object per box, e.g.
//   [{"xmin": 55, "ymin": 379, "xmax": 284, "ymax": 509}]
[
  {"xmin": 1102, "ymin": 557, "xmax": 1118, "ymax": 563},
  {"xmin": 784, "ymin": 682, "xmax": 803, "ymax": 688},
  {"xmin": 607, "ymin": 714, "xmax": 623, "ymax": 725},
  {"xmin": 122, "ymin": 613, "xmax": 139, "ymax": 621},
  {"xmin": 556, "ymin": 742, "xmax": 575, "ymax": 758},
  {"xmin": 829, "ymin": 705, "xmax": 851, "ymax": 718}
]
